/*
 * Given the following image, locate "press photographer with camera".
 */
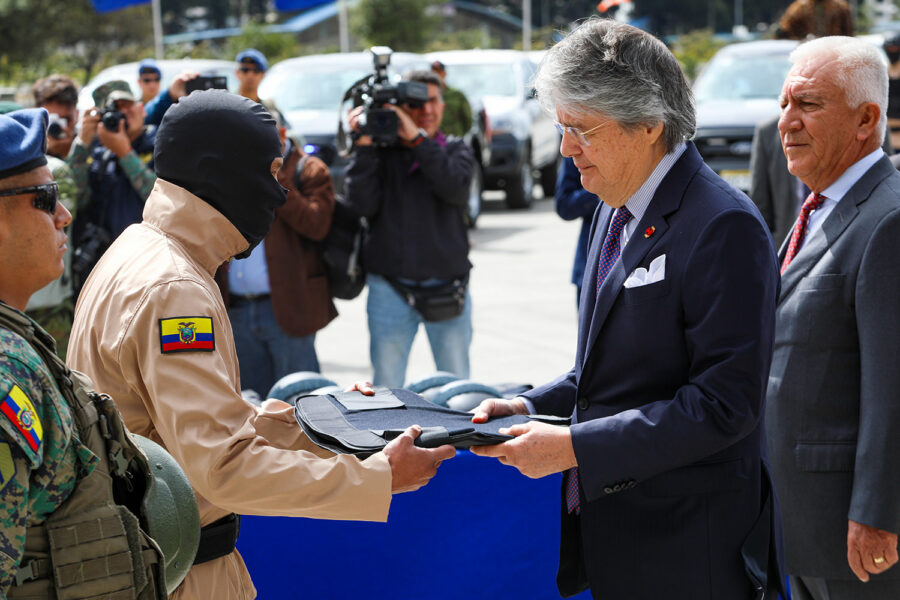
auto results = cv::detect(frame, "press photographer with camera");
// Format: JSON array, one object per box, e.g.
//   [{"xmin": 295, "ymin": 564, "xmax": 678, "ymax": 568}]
[
  {"xmin": 68, "ymin": 80, "xmax": 156, "ymax": 296},
  {"xmin": 345, "ymin": 63, "xmax": 475, "ymax": 387},
  {"xmin": 26, "ymin": 74, "xmax": 80, "ymax": 356}
]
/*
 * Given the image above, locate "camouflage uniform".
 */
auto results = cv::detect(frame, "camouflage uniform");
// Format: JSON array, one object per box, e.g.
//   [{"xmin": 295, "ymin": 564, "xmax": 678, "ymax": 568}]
[
  {"xmin": 0, "ymin": 307, "xmax": 97, "ymax": 596},
  {"xmin": 441, "ymin": 85, "xmax": 473, "ymax": 138},
  {"xmin": 25, "ymin": 155, "xmax": 78, "ymax": 360}
]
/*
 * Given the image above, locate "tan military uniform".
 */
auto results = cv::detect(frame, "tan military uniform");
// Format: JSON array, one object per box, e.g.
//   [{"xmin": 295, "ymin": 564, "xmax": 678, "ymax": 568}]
[{"xmin": 68, "ymin": 180, "xmax": 392, "ymax": 599}]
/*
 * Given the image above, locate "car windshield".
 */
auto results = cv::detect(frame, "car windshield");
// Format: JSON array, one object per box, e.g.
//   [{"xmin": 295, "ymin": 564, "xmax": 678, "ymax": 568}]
[
  {"xmin": 694, "ymin": 52, "xmax": 792, "ymax": 102},
  {"xmin": 441, "ymin": 64, "xmax": 519, "ymax": 100},
  {"xmin": 261, "ymin": 67, "xmax": 371, "ymax": 112}
]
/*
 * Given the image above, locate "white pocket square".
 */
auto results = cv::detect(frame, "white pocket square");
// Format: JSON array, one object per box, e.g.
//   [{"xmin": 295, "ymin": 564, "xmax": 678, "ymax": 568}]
[{"xmin": 624, "ymin": 254, "xmax": 666, "ymax": 288}]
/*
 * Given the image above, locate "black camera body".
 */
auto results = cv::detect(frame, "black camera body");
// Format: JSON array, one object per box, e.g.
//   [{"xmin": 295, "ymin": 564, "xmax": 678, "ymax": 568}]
[
  {"xmin": 47, "ymin": 113, "xmax": 69, "ymax": 139},
  {"xmin": 101, "ymin": 105, "xmax": 125, "ymax": 131},
  {"xmin": 186, "ymin": 75, "xmax": 228, "ymax": 95},
  {"xmin": 350, "ymin": 47, "xmax": 429, "ymax": 146}
]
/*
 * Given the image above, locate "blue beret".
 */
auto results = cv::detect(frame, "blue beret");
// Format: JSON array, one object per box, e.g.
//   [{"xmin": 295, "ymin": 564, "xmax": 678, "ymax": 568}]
[
  {"xmin": 138, "ymin": 58, "xmax": 162, "ymax": 77},
  {"xmin": 236, "ymin": 48, "xmax": 268, "ymax": 72},
  {"xmin": 0, "ymin": 108, "xmax": 48, "ymax": 180}
]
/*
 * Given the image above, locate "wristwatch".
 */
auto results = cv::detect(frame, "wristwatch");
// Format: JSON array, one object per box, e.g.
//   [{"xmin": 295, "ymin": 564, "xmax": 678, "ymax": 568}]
[{"xmin": 410, "ymin": 128, "xmax": 428, "ymax": 147}]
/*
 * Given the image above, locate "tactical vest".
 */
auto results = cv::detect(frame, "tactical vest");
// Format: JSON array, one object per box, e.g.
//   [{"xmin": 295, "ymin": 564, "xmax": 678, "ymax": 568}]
[{"xmin": 0, "ymin": 304, "xmax": 167, "ymax": 600}]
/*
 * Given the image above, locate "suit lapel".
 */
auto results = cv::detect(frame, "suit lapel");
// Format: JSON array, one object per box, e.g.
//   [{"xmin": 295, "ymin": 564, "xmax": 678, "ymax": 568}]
[
  {"xmin": 779, "ymin": 156, "xmax": 894, "ymax": 302},
  {"xmin": 581, "ymin": 144, "xmax": 703, "ymax": 368}
]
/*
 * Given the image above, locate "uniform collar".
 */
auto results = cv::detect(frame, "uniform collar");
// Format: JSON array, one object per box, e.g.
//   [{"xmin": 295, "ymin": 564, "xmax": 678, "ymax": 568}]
[{"xmin": 142, "ymin": 179, "xmax": 249, "ymax": 275}]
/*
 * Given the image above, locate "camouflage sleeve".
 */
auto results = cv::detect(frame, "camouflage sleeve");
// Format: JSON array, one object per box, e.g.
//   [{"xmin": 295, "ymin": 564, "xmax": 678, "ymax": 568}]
[
  {"xmin": 49, "ymin": 159, "xmax": 79, "ymax": 219},
  {"xmin": 0, "ymin": 438, "xmax": 33, "ymax": 595},
  {"xmin": 118, "ymin": 151, "xmax": 157, "ymax": 201},
  {"xmin": 66, "ymin": 139, "xmax": 93, "ymax": 213}
]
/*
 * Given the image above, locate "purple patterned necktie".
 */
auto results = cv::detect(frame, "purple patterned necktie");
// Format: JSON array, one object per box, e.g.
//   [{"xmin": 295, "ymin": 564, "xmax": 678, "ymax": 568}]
[{"xmin": 566, "ymin": 206, "xmax": 633, "ymax": 515}]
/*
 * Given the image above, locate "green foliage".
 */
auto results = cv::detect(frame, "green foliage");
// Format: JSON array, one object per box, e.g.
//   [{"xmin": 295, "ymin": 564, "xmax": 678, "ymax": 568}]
[
  {"xmin": 224, "ymin": 21, "xmax": 302, "ymax": 63},
  {"xmin": 352, "ymin": 0, "xmax": 438, "ymax": 52},
  {"xmin": 426, "ymin": 28, "xmax": 499, "ymax": 52},
  {"xmin": 670, "ymin": 29, "xmax": 726, "ymax": 81}
]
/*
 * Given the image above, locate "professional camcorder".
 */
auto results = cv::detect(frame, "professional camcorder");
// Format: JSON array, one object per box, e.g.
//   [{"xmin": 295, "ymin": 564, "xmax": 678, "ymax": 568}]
[{"xmin": 342, "ymin": 46, "xmax": 429, "ymax": 147}]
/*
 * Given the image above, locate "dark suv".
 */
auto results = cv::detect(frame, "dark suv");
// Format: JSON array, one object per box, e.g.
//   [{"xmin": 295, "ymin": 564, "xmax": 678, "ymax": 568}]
[{"xmin": 428, "ymin": 50, "xmax": 560, "ymax": 209}]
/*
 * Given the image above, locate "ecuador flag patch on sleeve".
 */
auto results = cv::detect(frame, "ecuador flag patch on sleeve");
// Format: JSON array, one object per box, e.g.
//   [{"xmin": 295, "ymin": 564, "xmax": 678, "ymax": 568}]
[
  {"xmin": 159, "ymin": 316, "xmax": 215, "ymax": 354},
  {"xmin": 1, "ymin": 385, "xmax": 43, "ymax": 453}
]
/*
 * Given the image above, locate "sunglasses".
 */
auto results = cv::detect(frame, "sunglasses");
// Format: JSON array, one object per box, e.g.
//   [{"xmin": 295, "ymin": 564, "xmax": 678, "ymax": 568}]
[
  {"xmin": 141, "ymin": 77, "xmax": 160, "ymax": 83},
  {"xmin": 239, "ymin": 66, "xmax": 263, "ymax": 74},
  {"xmin": 0, "ymin": 183, "xmax": 59, "ymax": 214}
]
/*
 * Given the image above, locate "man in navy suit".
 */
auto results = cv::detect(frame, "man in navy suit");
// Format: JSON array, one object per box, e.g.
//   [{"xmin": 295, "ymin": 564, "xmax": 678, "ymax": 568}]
[{"xmin": 472, "ymin": 19, "xmax": 784, "ymax": 600}]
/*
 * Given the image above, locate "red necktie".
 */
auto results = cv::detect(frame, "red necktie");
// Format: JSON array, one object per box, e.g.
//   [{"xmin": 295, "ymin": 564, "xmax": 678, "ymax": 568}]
[
  {"xmin": 781, "ymin": 192, "xmax": 825, "ymax": 275},
  {"xmin": 565, "ymin": 207, "xmax": 634, "ymax": 515}
]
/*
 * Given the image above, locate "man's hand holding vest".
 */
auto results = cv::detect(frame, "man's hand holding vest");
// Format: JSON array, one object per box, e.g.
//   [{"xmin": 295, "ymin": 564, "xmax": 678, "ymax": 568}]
[{"xmin": 345, "ymin": 381, "xmax": 455, "ymax": 493}]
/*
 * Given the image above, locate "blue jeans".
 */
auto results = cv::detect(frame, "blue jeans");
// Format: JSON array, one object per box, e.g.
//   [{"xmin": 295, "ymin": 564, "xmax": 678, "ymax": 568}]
[
  {"xmin": 366, "ymin": 273, "xmax": 472, "ymax": 388},
  {"xmin": 228, "ymin": 297, "xmax": 320, "ymax": 397}
]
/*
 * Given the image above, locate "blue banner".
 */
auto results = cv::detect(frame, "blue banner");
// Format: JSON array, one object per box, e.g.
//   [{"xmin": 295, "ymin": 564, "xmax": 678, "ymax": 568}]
[
  {"xmin": 274, "ymin": 0, "xmax": 332, "ymax": 10},
  {"xmin": 90, "ymin": 0, "xmax": 150, "ymax": 13}
]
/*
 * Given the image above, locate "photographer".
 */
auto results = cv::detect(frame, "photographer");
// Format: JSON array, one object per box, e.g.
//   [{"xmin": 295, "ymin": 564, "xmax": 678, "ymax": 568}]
[
  {"xmin": 27, "ymin": 74, "xmax": 80, "ymax": 356},
  {"xmin": 68, "ymin": 80, "xmax": 156, "ymax": 296},
  {"xmin": 345, "ymin": 69, "xmax": 475, "ymax": 387}
]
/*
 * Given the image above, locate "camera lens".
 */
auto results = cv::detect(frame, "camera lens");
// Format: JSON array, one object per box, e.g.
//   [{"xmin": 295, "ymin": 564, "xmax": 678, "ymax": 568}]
[
  {"xmin": 101, "ymin": 110, "xmax": 124, "ymax": 131},
  {"xmin": 48, "ymin": 121, "xmax": 65, "ymax": 139}
]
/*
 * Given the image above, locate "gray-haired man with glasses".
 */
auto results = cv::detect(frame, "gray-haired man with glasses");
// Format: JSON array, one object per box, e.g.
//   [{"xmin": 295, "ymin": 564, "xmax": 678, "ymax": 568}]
[{"xmin": 471, "ymin": 18, "xmax": 784, "ymax": 600}]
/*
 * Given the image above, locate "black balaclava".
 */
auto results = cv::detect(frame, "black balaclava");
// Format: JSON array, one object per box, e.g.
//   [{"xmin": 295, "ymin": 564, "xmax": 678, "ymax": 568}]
[{"xmin": 154, "ymin": 89, "xmax": 286, "ymax": 258}]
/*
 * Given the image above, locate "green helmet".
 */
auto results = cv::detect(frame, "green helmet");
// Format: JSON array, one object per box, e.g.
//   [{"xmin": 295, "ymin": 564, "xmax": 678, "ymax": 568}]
[{"xmin": 132, "ymin": 435, "xmax": 201, "ymax": 594}]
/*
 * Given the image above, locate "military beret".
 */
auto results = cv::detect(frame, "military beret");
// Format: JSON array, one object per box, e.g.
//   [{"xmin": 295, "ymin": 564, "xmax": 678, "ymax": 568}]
[
  {"xmin": 0, "ymin": 108, "xmax": 48, "ymax": 180},
  {"xmin": 92, "ymin": 79, "xmax": 136, "ymax": 109}
]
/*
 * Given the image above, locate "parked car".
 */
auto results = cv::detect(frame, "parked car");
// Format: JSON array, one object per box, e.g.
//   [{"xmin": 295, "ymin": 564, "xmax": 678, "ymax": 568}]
[
  {"xmin": 78, "ymin": 59, "xmax": 239, "ymax": 111},
  {"xmin": 692, "ymin": 40, "xmax": 798, "ymax": 192},
  {"xmin": 428, "ymin": 49, "xmax": 560, "ymax": 209}
]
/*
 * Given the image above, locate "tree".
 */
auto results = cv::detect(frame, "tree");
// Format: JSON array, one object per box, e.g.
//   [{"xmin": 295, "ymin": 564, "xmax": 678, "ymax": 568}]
[{"xmin": 352, "ymin": 0, "xmax": 438, "ymax": 52}]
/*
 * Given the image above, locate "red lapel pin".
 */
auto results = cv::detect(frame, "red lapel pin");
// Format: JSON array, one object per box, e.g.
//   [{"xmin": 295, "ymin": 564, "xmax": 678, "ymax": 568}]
[{"xmin": 644, "ymin": 226, "xmax": 656, "ymax": 238}]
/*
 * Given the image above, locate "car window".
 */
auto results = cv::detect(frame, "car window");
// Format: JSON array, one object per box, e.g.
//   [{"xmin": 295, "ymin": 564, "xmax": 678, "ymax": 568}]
[
  {"xmin": 262, "ymin": 68, "xmax": 370, "ymax": 111},
  {"xmin": 442, "ymin": 64, "xmax": 520, "ymax": 100},
  {"xmin": 694, "ymin": 52, "xmax": 792, "ymax": 102}
]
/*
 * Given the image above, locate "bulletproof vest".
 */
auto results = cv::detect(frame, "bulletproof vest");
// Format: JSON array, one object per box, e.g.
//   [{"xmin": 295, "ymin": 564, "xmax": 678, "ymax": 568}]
[
  {"xmin": 0, "ymin": 304, "xmax": 167, "ymax": 600},
  {"xmin": 293, "ymin": 387, "xmax": 568, "ymax": 457}
]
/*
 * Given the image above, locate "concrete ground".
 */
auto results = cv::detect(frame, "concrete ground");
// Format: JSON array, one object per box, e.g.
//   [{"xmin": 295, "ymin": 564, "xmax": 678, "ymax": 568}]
[{"xmin": 315, "ymin": 188, "xmax": 584, "ymax": 391}]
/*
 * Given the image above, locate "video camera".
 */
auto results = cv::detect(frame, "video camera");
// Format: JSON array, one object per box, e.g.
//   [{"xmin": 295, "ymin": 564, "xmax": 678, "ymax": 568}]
[{"xmin": 343, "ymin": 46, "xmax": 429, "ymax": 147}]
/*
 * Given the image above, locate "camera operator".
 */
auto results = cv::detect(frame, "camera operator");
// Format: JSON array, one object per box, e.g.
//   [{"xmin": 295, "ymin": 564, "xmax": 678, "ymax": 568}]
[
  {"xmin": 68, "ymin": 80, "xmax": 156, "ymax": 296},
  {"xmin": 345, "ymin": 69, "xmax": 475, "ymax": 387},
  {"xmin": 26, "ymin": 74, "xmax": 80, "ymax": 357}
]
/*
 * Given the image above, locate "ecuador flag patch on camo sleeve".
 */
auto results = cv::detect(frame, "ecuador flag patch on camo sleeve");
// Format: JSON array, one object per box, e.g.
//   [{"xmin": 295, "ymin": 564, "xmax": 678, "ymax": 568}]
[
  {"xmin": 1, "ymin": 385, "xmax": 43, "ymax": 452},
  {"xmin": 159, "ymin": 316, "xmax": 215, "ymax": 354}
]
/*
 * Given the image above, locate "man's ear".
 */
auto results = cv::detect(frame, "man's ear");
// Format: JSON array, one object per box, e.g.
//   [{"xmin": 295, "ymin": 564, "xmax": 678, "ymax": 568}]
[{"xmin": 856, "ymin": 102, "xmax": 881, "ymax": 141}]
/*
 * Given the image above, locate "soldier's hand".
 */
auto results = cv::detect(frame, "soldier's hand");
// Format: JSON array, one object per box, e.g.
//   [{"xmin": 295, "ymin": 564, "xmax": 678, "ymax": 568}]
[
  {"xmin": 97, "ymin": 117, "xmax": 131, "ymax": 158},
  {"xmin": 383, "ymin": 425, "xmax": 455, "ymax": 493},
  {"xmin": 471, "ymin": 396, "xmax": 528, "ymax": 424},
  {"xmin": 344, "ymin": 381, "xmax": 375, "ymax": 395},
  {"xmin": 79, "ymin": 109, "xmax": 101, "ymax": 145}
]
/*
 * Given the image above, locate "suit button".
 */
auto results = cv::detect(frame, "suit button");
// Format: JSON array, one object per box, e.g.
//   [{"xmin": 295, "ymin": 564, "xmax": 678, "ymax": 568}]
[{"xmin": 577, "ymin": 396, "xmax": 590, "ymax": 410}]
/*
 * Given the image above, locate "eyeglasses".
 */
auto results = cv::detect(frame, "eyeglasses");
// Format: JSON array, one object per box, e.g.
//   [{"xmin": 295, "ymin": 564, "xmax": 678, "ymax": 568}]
[
  {"xmin": 0, "ymin": 183, "xmax": 59, "ymax": 214},
  {"xmin": 554, "ymin": 119, "xmax": 615, "ymax": 147},
  {"xmin": 141, "ymin": 77, "xmax": 160, "ymax": 84},
  {"xmin": 239, "ymin": 67, "xmax": 263, "ymax": 74}
]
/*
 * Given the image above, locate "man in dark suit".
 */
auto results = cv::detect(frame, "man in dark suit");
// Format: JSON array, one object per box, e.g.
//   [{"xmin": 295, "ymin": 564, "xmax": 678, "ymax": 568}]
[
  {"xmin": 766, "ymin": 36, "xmax": 900, "ymax": 600},
  {"xmin": 751, "ymin": 114, "xmax": 804, "ymax": 247},
  {"xmin": 471, "ymin": 19, "xmax": 784, "ymax": 600}
]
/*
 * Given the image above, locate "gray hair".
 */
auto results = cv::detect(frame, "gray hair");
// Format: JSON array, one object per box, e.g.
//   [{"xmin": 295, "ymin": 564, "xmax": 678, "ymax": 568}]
[
  {"xmin": 534, "ymin": 18, "xmax": 695, "ymax": 152},
  {"xmin": 789, "ymin": 36, "xmax": 888, "ymax": 145}
]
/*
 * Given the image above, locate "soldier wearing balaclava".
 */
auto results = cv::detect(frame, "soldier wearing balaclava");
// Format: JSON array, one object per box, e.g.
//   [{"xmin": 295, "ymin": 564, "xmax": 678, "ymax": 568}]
[{"xmin": 67, "ymin": 89, "xmax": 453, "ymax": 600}]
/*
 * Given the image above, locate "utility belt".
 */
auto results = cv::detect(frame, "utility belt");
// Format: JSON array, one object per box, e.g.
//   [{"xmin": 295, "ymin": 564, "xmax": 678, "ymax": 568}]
[
  {"xmin": 194, "ymin": 513, "xmax": 241, "ymax": 565},
  {"xmin": 385, "ymin": 274, "xmax": 468, "ymax": 322}
]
